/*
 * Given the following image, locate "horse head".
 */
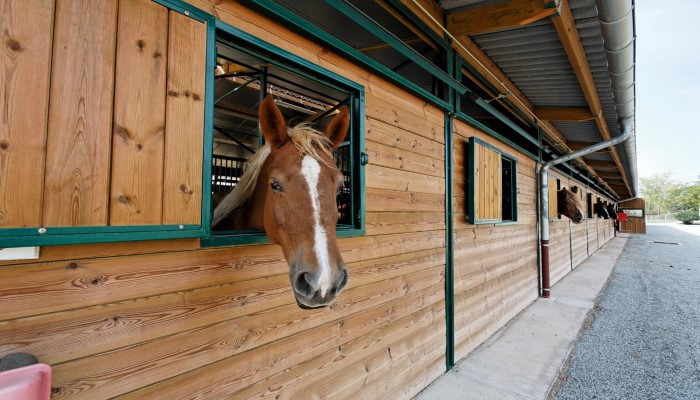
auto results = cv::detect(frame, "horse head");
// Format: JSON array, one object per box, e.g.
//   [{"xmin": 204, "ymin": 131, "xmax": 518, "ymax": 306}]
[
  {"xmin": 557, "ymin": 186, "xmax": 585, "ymax": 223},
  {"xmin": 606, "ymin": 202, "xmax": 618, "ymax": 220},
  {"xmin": 594, "ymin": 200, "xmax": 609, "ymax": 219},
  {"xmin": 248, "ymin": 96, "xmax": 350, "ymax": 309}
]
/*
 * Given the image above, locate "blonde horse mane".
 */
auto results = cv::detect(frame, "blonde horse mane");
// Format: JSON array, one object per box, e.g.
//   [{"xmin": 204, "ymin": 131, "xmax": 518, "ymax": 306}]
[{"xmin": 212, "ymin": 123, "xmax": 336, "ymax": 227}]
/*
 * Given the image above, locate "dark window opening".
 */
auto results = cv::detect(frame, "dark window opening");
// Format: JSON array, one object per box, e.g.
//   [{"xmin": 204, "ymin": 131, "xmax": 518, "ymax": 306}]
[
  {"xmin": 501, "ymin": 157, "xmax": 515, "ymax": 222},
  {"xmin": 210, "ymin": 30, "xmax": 363, "ymax": 241}
]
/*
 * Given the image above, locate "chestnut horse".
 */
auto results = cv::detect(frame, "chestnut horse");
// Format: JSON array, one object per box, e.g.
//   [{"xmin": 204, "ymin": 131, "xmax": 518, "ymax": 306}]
[
  {"xmin": 213, "ymin": 96, "xmax": 350, "ymax": 309},
  {"xmin": 558, "ymin": 187, "xmax": 585, "ymax": 223}
]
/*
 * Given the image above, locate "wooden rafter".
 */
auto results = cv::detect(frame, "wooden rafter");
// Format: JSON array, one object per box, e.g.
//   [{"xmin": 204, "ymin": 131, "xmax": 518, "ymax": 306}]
[
  {"xmin": 447, "ymin": 0, "xmax": 558, "ymax": 36},
  {"xmin": 535, "ymin": 107, "xmax": 595, "ymax": 121},
  {"xmin": 596, "ymin": 171, "xmax": 623, "ymax": 179},
  {"xmin": 551, "ymin": 0, "xmax": 632, "ymax": 195},
  {"xmin": 567, "ymin": 141, "xmax": 611, "ymax": 152},
  {"xmin": 585, "ymin": 160, "xmax": 617, "ymax": 169}
]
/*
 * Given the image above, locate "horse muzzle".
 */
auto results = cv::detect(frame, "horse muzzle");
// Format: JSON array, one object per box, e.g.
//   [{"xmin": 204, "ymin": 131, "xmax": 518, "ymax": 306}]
[{"xmin": 291, "ymin": 266, "xmax": 348, "ymax": 309}]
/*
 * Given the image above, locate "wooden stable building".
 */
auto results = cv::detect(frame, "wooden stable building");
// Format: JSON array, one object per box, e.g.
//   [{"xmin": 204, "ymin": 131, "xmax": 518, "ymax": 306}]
[{"xmin": 0, "ymin": 0, "xmax": 638, "ymax": 398}]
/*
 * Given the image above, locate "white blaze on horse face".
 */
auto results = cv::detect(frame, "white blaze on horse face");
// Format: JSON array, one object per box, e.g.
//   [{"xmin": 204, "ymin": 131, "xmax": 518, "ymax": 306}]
[{"xmin": 301, "ymin": 155, "xmax": 332, "ymax": 297}]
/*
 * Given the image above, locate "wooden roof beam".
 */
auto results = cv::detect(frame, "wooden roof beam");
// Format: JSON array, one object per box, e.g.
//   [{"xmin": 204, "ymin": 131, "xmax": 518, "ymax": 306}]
[
  {"xmin": 447, "ymin": 0, "xmax": 558, "ymax": 36},
  {"xmin": 567, "ymin": 141, "xmax": 611, "ymax": 152},
  {"xmin": 596, "ymin": 171, "xmax": 623, "ymax": 179},
  {"xmin": 551, "ymin": 0, "xmax": 632, "ymax": 195},
  {"xmin": 585, "ymin": 160, "xmax": 617, "ymax": 169},
  {"xmin": 535, "ymin": 107, "xmax": 595, "ymax": 121}
]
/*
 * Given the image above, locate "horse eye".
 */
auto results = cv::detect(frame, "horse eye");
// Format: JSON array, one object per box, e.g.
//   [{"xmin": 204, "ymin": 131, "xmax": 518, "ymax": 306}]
[{"xmin": 270, "ymin": 181, "xmax": 282, "ymax": 192}]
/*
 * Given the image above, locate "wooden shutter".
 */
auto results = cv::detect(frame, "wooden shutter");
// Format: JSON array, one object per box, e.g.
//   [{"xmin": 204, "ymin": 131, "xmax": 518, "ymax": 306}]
[{"xmin": 474, "ymin": 141, "xmax": 502, "ymax": 222}]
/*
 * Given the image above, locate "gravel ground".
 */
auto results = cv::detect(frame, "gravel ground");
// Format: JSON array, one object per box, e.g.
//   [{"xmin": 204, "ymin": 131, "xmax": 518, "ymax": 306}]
[{"xmin": 553, "ymin": 223, "xmax": 700, "ymax": 400}]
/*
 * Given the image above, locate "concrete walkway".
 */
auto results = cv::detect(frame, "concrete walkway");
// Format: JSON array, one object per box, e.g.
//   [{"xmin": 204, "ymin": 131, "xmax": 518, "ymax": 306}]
[{"xmin": 414, "ymin": 235, "xmax": 629, "ymax": 400}]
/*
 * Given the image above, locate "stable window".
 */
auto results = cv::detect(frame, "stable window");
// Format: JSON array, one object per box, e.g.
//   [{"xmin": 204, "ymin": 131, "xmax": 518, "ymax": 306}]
[
  {"xmin": 203, "ymin": 25, "xmax": 365, "ymax": 246},
  {"xmin": 586, "ymin": 192, "xmax": 594, "ymax": 218},
  {"xmin": 548, "ymin": 178, "xmax": 561, "ymax": 220},
  {"xmin": 464, "ymin": 137, "xmax": 518, "ymax": 224}
]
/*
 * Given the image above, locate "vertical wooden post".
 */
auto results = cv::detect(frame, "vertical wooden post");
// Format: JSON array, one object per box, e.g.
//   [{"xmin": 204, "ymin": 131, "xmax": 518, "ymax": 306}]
[
  {"xmin": 0, "ymin": 0, "xmax": 54, "ymax": 228},
  {"xmin": 110, "ymin": 0, "xmax": 168, "ymax": 225},
  {"xmin": 42, "ymin": 0, "xmax": 118, "ymax": 227},
  {"xmin": 162, "ymin": 11, "xmax": 206, "ymax": 225}
]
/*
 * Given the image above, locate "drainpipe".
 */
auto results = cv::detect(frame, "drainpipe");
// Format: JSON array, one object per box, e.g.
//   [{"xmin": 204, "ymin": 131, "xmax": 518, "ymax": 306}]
[
  {"xmin": 539, "ymin": 128, "xmax": 633, "ymax": 297},
  {"xmin": 539, "ymin": 0, "xmax": 637, "ymax": 298}
]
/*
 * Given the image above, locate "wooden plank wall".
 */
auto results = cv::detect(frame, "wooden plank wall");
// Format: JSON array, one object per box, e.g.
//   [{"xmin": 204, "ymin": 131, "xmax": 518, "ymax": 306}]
[
  {"xmin": 547, "ymin": 178, "xmax": 615, "ymax": 286},
  {"xmin": 0, "ymin": 0, "xmax": 204, "ymax": 229},
  {"xmin": 619, "ymin": 198, "xmax": 646, "ymax": 234},
  {"xmin": 0, "ymin": 0, "xmax": 625, "ymax": 398},
  {"xmin": 1, "ymin": 1, "xmax": 446, "ymax": 399},
  {"xmin": 453, "ymin": 121, "xmax": 538, "ymax": 360}
]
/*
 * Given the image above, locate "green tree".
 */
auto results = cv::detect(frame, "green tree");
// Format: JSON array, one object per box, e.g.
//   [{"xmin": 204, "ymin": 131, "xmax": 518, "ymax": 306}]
[{"xmin": 640, "ymin": 172, "xmax": 681, "ymax": 215}]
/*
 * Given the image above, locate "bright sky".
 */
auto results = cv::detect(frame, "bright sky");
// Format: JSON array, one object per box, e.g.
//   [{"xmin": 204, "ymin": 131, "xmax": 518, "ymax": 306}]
[{"xmin": 636, "ymin": 1, "xmax": 700, "ymax": 183}]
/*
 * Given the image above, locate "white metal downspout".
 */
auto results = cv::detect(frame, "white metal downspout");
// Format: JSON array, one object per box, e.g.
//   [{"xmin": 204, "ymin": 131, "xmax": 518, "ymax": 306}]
[{"xmin": 539, "ymin": 128, "xmax": 634, "ymax": 297}]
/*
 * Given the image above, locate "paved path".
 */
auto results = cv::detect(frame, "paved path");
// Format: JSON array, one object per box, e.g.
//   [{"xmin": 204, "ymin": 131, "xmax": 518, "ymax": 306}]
[
  {"xmin": 553, "ymin": 223, "xmax": 700, "ymax": 400},
  {"xmin": 415, "ymin": 232, "xmax": 628, "ymax": 400}
]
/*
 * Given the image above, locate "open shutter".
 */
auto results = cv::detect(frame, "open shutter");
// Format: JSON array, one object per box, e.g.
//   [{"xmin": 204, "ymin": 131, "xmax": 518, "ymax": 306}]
[{"xmin": 0, "ymin": 0, "xmax": 211, "ymax": 247}]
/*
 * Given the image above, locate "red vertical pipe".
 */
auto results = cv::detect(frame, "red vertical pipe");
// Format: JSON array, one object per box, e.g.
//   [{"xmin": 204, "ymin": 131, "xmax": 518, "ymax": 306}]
[{"xmin": 541, "ymin": 239, "xmax": 550, "ymax": 298}]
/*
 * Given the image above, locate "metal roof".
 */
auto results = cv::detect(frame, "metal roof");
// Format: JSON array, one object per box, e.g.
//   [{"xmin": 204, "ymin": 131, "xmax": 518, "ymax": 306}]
[{"xmin": 440, "ymin": 0, "xmax": 637, "ymax": 198}]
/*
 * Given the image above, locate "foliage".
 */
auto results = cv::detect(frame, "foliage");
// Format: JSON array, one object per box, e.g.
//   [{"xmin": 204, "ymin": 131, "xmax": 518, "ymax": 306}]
[
  {"xmin": 640, "ymin": 173, "xmax": 700, "ymax": 217},
  {"xmin": 674, "ymin": 210, "xmax": 699, "ymax": 225}
]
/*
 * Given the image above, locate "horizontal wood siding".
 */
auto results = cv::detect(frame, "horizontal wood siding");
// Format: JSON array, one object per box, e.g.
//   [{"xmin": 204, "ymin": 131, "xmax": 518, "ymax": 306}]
[
  {"xmin": 0, "ymin": 0, "xmax": 628, "ymax": 398},
  {"xmin": 1, "ymin": 1, "xmax": 446, "ymax": 399},
  {"xmin": 452, "ymin": 120, "xmax": 538, "ymax": 362}
]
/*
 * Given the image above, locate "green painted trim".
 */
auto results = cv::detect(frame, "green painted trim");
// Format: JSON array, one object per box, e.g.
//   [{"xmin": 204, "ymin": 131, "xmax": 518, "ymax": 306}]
[
  {"xmin": 246, "ymin": 0, "xmax": 453, "ymax": 111},
  {"xmin": 2, "ymin": 226, "xmax": 204, "ymax": 248},
  {"xmin": 324, "ymin": 0, "xmax": 465, "ymax": 94},
  {"xmin": 151, "ymin": 0, "xmax": 211, "ymax": 22},
  {"xmin": 201, "ymin": 16, "xmax": 217, "ymax": 240},
  {"xmin": 384, "ymin": 0, "xmax": 451, "ymax": 51},
  {"xmin": 444, "ymin": 113, "xmax": 455, "ymax": 371},
  {"xmin": 202, "ymin": 227, "xmax": 364, "ymax": 248}
]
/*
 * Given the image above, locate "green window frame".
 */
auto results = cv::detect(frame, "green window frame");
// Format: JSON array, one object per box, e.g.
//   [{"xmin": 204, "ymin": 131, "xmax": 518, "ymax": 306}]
[
  {"xmin": 201, "ymin": 19, "xmax": 366, "ymax": 247},
  {"xmin": 464, "ymin": 137, "xmax": 518, "ymax": 225}
]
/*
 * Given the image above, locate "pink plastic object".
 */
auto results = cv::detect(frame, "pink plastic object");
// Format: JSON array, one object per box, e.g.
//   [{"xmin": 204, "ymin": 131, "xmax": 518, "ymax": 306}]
[{"xmin": 0, "ymin": 364, "xmax": 52, "ymax": 400}]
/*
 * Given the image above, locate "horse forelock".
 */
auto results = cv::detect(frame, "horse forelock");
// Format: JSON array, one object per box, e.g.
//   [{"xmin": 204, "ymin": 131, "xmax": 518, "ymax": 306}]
[{"xmin": 288, "ymin": 123, "xmax": 336, "ymax": 169}]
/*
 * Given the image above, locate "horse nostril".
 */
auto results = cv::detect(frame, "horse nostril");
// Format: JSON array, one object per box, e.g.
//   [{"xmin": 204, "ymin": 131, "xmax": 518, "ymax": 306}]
[
  {"xmin": 294, "ymin": 272, "xmax": 318, "ymax": 300},
  {"xmin": 337, "ymin": 268, "xmax": 348, "ymax": 293}
]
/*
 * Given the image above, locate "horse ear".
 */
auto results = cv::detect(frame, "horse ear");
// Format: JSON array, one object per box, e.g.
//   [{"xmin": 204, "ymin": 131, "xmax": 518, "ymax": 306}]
[
  {"xmin": 259, "ymin": 96, "xmax": 288, "ymax": 148},
  {"xmin": 325, "ymin": 107, "xmax": 350, "ymax": 149},
  {"xmin": 571, "ymin": 186, "xmax": 578, "ymax": 194}
]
